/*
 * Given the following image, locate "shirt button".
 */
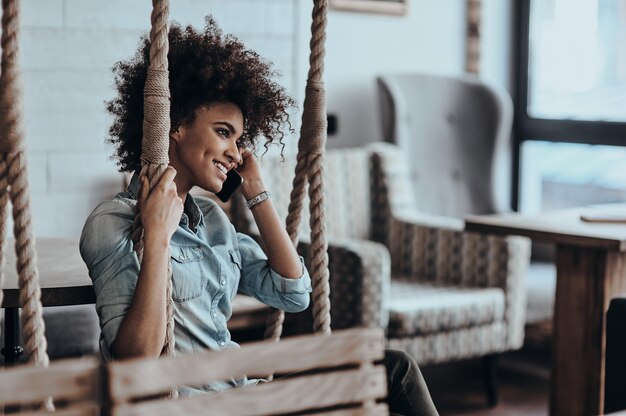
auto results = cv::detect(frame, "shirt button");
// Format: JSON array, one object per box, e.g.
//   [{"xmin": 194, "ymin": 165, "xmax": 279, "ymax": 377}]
[
  {"xmin": 220, "ymin": 279, "xmax": 226, "ymax": 286},
  {"xmin": 212, "ymin": 312, "xmax": 217, "ymax": 318},
  {"xmin": 219, "ymin": 341, "xmax": 225, "ymax": 347}
]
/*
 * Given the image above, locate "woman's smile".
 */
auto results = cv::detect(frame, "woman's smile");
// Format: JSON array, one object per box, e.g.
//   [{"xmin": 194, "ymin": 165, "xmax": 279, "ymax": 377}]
[{"xmin": 213, "ymin": 160, "xmax": 228, "ymax": 181}]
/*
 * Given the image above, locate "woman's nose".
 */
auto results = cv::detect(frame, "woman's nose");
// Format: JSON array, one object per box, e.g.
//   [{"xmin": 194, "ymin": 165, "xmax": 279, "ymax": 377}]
[{"xmin": 226, "ymin": 141, "xmax": 242, "ymax": 165}]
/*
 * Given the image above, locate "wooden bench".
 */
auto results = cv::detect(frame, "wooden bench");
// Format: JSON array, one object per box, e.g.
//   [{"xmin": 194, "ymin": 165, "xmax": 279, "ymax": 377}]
[{"xmin": 0, "ymin": 328, "xmax": 388, "ymax": 415}]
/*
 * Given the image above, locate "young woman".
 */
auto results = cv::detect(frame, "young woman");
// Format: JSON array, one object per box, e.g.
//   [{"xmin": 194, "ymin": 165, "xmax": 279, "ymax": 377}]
[{"xmin": 80, "ymin": 18, "xmax": 438, "ymax": 415}]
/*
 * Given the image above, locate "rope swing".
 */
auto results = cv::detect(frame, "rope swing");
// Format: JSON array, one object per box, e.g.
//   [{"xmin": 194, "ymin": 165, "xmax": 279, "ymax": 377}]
[
  {"xmin": 265, "ymin": 0, "xmax": 331, "ymax": 340},
  {"xmin": 0, "ymin": 0, "xmax": 49, "ymax": 370},
  {"xmin": 131, "ymin": 0, "xmax": 177, "ymax": 394},
  {"xmin": 0, "ymin": 0, "xmax": 53, "ymax": 410},
  {"xmin": 0, "ymin": 2, "xmax": 389, "ymax": 411}
]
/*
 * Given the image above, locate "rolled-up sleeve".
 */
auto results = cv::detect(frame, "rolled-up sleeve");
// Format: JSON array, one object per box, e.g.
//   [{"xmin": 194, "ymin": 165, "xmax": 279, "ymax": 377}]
[
  {"xmin": 236, "ymin": 233, "xmax": 311, "ymax": 313},
  {"xmin": 79, "ymin": 200, "xmax": 139, "ymax": 360}
]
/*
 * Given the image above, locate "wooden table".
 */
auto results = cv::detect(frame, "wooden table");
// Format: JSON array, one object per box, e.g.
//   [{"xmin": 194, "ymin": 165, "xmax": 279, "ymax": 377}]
[
  {"xmin": 2, "ymin": 239, "xmax": 94, "ymax": 309},
  {"xmin": 466, "ymin": 204, "xmax": 626, "ymax": 416},
  {"xmin": 1, "ymin": 239, "xmax": 93, "ymax": 365},
  {"xmin": 2, "ymin": 239, "xmax": 268, "ymax": 364}
]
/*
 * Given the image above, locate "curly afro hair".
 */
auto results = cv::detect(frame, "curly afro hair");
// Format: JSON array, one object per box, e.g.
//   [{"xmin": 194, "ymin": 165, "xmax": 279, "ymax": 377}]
[{"xmin": 107, "ymin": 17, "xmax": 295, "ymax": 172}]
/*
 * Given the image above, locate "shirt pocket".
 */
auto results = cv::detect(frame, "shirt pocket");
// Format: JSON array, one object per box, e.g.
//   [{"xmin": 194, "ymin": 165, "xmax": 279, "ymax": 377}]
[
  {"xmin": 228, "ymin": 248, "xmax": 242, "ymax": 298},
  {"xmin": 228, "ymin": 248, "xmax": 243, "ymax": 272},
  {"xmin": 170, "ymin": 245, "xmax": 205, "ymax": 303}
]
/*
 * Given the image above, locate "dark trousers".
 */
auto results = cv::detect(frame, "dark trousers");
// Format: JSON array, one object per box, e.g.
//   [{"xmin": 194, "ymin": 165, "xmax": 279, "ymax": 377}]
[{"xmin": 384, "ymin": 349, "xmax": 439, "ymax": 416}]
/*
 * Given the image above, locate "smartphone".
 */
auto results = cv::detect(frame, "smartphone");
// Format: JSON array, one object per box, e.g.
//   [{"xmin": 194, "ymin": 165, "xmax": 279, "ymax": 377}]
[
  {"xmin": 215, "ymin": 169, "xmax": 244, "ymax": 202},
  {"xmin": 580, "ymin": 213, "xmax": 626, "ymax": 224}
]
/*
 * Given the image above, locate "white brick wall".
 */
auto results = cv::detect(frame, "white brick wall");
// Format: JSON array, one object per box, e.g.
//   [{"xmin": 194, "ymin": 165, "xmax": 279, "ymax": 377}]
[{"xmin": 16, "ymin": 0, "xmax": 299, "ymax": 237}]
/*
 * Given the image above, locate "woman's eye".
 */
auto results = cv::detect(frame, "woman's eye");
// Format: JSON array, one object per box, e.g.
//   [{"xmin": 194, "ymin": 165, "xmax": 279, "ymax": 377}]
[{"xmin": 216, "ymin": 128, "xmax": 230, "ymax": 138}]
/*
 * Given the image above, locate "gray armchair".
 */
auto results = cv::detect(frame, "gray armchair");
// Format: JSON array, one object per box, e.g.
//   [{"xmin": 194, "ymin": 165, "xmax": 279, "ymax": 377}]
[
  {"xmin": 369, "ymin": 143, "xmax": 529, "ymax": 362},
  {"xmin": 378, "ymin": 72, "xmax": 555, "ymax": 332}
]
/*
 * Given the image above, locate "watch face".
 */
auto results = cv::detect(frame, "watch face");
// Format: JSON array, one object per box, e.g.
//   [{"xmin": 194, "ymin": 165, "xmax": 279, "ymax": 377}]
[{"xmin": 246, "ymin": 191, "xmax": 270, "ymax": 209}]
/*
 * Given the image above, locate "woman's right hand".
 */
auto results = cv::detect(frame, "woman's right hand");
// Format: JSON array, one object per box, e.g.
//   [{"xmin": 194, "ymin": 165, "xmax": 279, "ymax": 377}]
[
  {"xmin": 114, "ymin": 167, "xmax": 182, "ymax": 358},
  {"xmin": 138, "ymin": 166, "xmax": 184, "ymax": 241}
]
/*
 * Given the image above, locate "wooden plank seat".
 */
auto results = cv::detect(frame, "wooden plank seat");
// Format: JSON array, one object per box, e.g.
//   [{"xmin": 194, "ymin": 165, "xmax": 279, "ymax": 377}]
[
  {"xmin": 0, "ymin": 356, "xmax": 102, "ymax": 415},
  {"xmin": 0, "ymin": 329, "xmax": 387, "ymax": 415},
  {"xmin": 108, "ymin": 328, "xmax": 389, "ymax": 416}
]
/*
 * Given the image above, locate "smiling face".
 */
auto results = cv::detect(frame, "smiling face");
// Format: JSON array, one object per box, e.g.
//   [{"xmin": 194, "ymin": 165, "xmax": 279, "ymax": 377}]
[{"xmin": 169, "ymin": 102, "xmax": 244, "ymax": 195}]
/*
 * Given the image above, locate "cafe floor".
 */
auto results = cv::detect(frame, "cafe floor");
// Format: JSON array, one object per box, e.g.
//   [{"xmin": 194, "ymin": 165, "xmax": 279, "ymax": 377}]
[{"xmin": 423, "ymin": 345, "xmax": 550, "ymax": 416}]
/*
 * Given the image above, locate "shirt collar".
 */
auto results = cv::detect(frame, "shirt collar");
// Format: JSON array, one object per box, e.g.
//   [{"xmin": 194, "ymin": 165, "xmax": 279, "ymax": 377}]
[{"xmin": 127, "ymin": 172, "xmax": 205, "ymax": 230}]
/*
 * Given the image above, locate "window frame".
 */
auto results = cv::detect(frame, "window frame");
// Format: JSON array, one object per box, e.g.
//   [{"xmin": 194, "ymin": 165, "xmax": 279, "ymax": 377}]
[{"xmin": 512, "ymin": 0, "xmax": 626, "ymax": 209}]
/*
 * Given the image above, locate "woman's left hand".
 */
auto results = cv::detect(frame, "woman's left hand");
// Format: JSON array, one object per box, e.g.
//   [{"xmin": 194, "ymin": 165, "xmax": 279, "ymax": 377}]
[{"xmin": 236, "ymin": 148, "xmax": 266, "ymax": 199}]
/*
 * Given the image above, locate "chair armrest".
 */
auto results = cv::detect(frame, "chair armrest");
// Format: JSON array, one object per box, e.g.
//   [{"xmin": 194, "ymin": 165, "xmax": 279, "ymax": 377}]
[
  {"xmin": 388, "ymin": 214, "xmax": 531, "ymax": 348},
  {"xmin": 387, "ymin": 211, "xmax": 463, "ymax": 279},
  {"xmin": 297, "ymin": 237, "xmax": 391, "ymax": 330}
]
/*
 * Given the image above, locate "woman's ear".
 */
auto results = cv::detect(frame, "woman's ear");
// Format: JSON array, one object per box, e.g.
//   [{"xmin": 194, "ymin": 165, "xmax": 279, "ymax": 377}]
[{"xmin": 170, "ymin": 127, "xmax": 182, "ymax": 143}]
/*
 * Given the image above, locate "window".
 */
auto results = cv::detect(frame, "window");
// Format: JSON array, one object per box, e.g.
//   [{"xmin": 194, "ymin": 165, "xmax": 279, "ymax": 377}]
[{"xmin": 514, "ymin": 0, "xmax": 626, "ymax": 211}]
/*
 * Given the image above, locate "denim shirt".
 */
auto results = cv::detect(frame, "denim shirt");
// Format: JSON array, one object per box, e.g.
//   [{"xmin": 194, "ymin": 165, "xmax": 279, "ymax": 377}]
[{"xmin": 80, "ymin": 173, "xmax": 311, "ymax": 392}]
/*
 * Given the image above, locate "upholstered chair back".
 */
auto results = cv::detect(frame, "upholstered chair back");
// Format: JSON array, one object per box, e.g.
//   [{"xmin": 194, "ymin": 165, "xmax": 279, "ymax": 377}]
[
  {"xmin": 377, "ymin": 73, "xmax": 513, "ymax": 217},
  {"xmin": 370, "ymin": 142, "xmax": 467, "ymax": 279},
  {"xmin": 255, "ymin": 147, "xmax": 373, "ymax": 241}
]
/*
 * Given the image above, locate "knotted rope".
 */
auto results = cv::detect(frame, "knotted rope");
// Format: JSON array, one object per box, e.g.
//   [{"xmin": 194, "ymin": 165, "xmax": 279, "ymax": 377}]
[
  {"xmin": 0, "ymin": 0, "xmax": 48, "ymax": 368},
  {"xmin": 265, "ymin": 0, "xmax": 331, "ymax": 340},
  {"xmin": 0, "ymin": 0, "xmax": 52, "ymax": 409},
  {"xmin": 0, "ymin": 0, "xmax": 21, "ymax": 155},
  {"xmin": 133, "ymin": 0, "xmax": 176, "ymax": 398}
]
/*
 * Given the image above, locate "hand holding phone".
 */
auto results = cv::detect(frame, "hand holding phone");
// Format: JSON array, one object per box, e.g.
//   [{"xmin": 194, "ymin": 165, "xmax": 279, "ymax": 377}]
[{"xmin": 215, "ymin": 169, "xmax": 244, "ymax": 202}]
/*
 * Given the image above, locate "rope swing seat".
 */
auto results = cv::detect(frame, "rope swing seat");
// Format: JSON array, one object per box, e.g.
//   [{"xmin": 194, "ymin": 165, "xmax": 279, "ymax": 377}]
[
  {"xmin": 0, "ymin": 0, "xmax": 389, "ymax": 414},
  {"xmin": 0, "ymin": 328, "xmax": 387, "ymax": 415}
]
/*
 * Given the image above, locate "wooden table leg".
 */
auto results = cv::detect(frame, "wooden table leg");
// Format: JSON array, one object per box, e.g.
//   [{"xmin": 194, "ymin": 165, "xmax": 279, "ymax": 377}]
[
  {"xmin": 2, "ymin": 308, "xmax": 23, "ymax": 413},
  {"xmin": 552, "ymin": 245, "xmax": 626, "ymax": 416},
  {"xmin": 1, "ymin": 307, "xmax": 23, "ymax": 365}
]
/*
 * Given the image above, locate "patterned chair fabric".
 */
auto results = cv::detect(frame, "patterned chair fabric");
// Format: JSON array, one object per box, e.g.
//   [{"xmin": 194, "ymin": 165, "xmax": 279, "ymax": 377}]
[
  {"xmin": 387, "ymin": 279, "xmax": 505, "ymax": 336},
  {"xmin": 253, "ymin": 148, "xmax": 390, "ymax": 330},
  {"xmin": 255, "ymin": 148, "xmax": 372, "ymax": 240},
  {"xmin": 230, "ymin": 142, "xmax": 530, "ymax": 365}
]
